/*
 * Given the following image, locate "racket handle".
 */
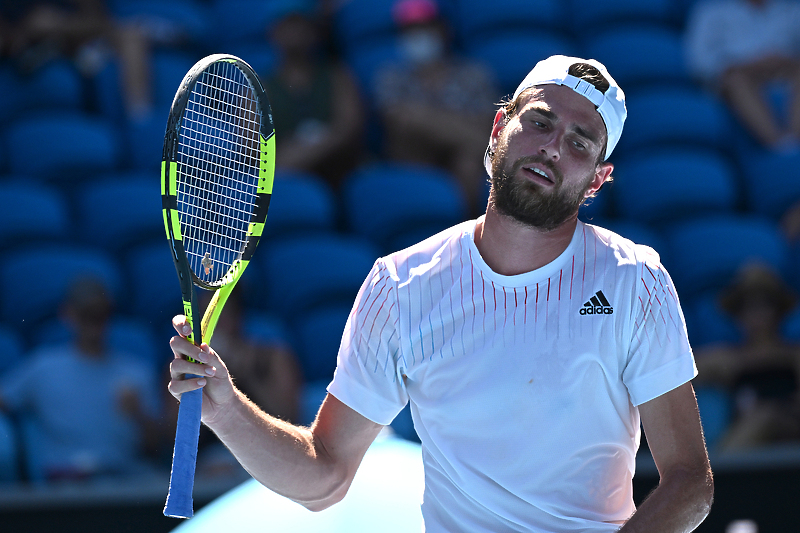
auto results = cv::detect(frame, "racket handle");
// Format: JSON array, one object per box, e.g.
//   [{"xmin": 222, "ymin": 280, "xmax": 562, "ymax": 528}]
[{"xmin": 164, "ymin": 383, "xmax": 203, "ymax": 518}]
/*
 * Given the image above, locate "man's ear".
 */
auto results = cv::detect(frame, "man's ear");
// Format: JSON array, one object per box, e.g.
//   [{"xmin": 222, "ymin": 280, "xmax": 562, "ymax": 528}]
[
  {"xmin": 585, "ymin": 162, "xmax": 614, "ymax": 198},
  {"xmin": 489, "ymin": 109, "xmax": 507, "ymax": 152}
]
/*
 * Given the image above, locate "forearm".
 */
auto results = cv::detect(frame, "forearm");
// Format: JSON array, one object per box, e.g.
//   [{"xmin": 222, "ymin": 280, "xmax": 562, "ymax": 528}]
[
  {"xmin": 205, "ymin": 388, "xmax": 346, "ymax": 510},
  {"xmin": 620, "ymin": 467, "xmax": 713, "ymax": 533}
]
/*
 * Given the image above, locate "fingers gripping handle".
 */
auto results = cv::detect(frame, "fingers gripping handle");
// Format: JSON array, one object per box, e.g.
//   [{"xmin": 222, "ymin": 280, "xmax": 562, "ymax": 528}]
[{"xmin": 164, "ymin": 384, "xmax": 203, "ymax": 518}]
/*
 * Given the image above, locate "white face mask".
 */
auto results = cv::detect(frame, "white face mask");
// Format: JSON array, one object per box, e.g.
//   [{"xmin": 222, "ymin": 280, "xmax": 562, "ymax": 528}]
[{"xmin": 399, "ymin": 28, "xmax": 445, "ymax": 65}]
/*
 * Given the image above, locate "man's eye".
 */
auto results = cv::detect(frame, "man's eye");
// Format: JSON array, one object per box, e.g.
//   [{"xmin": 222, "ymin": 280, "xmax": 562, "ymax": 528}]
[{"xmin": 573, "ymin": 140, "xmax": 586, "ymax": 150}]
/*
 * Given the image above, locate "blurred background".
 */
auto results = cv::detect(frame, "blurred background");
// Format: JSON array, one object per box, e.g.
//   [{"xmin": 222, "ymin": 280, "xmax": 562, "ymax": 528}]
[{"xmin": 1, "ymin": 0, "xmax": 800, "ymax": 531}]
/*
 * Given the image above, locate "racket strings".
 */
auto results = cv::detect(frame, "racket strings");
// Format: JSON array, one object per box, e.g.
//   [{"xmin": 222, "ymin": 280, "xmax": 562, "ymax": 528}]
[{"xmin": 175, "ymin": 60, "xmax": 263, "ymax": 286}]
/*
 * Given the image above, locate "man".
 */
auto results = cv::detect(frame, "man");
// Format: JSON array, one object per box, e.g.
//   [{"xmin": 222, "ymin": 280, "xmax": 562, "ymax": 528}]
[
  {"xmin": 374, "ymin": 0, "xmax": 498, "ymax": 214},
  {"xmin": 685, "ymin": 0, "xmax": 800, "ymax": 150},
  {"xmin": 1, "ymin": 277, "xmax": 163, "ymax": 481},
  {"xmin": 168, "ymin": 55, "xmax": 713, "ymax": 532}
]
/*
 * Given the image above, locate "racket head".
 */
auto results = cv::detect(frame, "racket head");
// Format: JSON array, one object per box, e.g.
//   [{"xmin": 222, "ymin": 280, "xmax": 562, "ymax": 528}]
[{"xmin": 161, "ymin": 54, "xmax": 275, "ymax": 306}]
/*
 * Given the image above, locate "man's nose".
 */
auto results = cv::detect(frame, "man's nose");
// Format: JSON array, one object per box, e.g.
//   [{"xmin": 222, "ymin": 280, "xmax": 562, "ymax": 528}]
[{"xmin": 538, "ymin": 132, "xmax": 560, "ymax": 161}]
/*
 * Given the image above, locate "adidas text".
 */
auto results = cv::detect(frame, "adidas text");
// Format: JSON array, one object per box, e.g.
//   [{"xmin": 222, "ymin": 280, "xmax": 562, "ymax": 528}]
[
  {"xmin": 580, "ymin": 306, "xmax": 613, "ymax": 315},
  {"xmin": 580, "ymin": 290, "xmax": 613, "ymax": 315}
]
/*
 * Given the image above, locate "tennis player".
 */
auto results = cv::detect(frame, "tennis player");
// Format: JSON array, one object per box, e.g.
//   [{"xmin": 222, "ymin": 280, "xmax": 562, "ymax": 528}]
[{"xmin": 168, "ymin": 55, "xmax": 713, "ymax": 532}]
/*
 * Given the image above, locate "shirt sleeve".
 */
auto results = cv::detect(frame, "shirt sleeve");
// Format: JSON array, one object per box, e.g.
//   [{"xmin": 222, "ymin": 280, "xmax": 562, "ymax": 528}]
[
  {"xmin": 622, "ymin": 252, "xmax": 698, "ymax": 407},
  {"xmin": 327, "ymin": 258, "xmax": 409, "ymax": 425}
]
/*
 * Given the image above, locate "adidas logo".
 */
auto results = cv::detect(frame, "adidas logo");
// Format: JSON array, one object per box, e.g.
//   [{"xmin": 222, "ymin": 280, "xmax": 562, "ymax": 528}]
[{"xmin": 580, "ymin": 290, "xmax": 613, "ymax": 315}]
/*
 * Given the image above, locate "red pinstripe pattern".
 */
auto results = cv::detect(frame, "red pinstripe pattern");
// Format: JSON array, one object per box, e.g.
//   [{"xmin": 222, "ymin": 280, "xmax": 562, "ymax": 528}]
[
  {"xmin": 491, "ymin": 280, "xmax": 497, "ymax": 334},
  {"xmin": 524, "ymin": 287, "xmax": 528, "ymax": 325},
  {"xmin": 503, "ymin": 285, "xmax": 508, "ymax": 330},
  {"xmin": 635, "ymin": 295, "xmax": 651, "ymax": 347},
  {"xmin": 570, "ymin": 255, "xmax": 575, "ymax": 300},
  {"xmin": 459, "ymin": 244, "xmax": 467, "ymax": 354},
  {"xmin": 513, "ymin": 288, "xmax": 517, "ymax": 326},
  {"xmin": 373, "ymin": 309, "xmax": 398, "ymax": 373},
  {"xmin": 558, "ymin": 269, "xmax": 563, "ymax": 300},
  {"xmin": 656, "ymin": 268, "xmax": 680, "ymax": 332},
  {"xmin": 366, "ymin": 287, "xmax": 393, "ymax": 341},
  {"xmin": 355, "ymin": 263, "xmax": 391, "ymax": 354},
  {"xmin": 582, "ymin": 225, "xmax": 587, "ymax": 300}
]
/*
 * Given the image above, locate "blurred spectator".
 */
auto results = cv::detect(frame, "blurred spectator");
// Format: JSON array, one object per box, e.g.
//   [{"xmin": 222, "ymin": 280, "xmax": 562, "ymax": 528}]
[
  {"xmin": 201, "ymin": 289, "xmax": 302, "ymax": 424},
  {"xmin": 373, "ymin": 0, "xmax": 498, "ymax": 215},
  {"xmin": 694, "ymin": 263, "xmax": 800, "ymax": 451},
  {"xmin": 264, "ymin": 1, "xmax": 365, "ymax": 189},
  {"xmin": 0, "ymin": 276, "xmax": 165, "ymax": 482},
  {"xmin": 685, "ymin": 0, "xmax": 800, "ymax": 151},
  {"xmin": 0, "ymin": 0, "xmax": 152, "ymax": 119}
]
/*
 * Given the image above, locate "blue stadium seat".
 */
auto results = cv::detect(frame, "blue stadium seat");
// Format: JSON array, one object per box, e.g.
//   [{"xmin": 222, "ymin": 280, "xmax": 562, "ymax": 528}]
[
  {"xmin": 6, "ymin": 113, "xmax": 121, "ymax": 179},
  {"xmin": 265, "ymin": 171, "xmax": 337, "ymax": 239},
  {"xmin": 611, "ymin": 148, "xmax": 738, "ymax": 225},
  {"xmin": 583, "ymin": 24, "xmax": 690, "ymax": 91},
  {"xmin": 0, "ymin": 180, "xmax": 70, "ymax": 250},
  {"xmin": 783, "ymin": 307, "xmax": 800, "ymax": 342},
  {"xmin": 342, "ymin": 163, "xmax": 467, "ymax": 253},
  {"xmin": 92, "ymin": 58, "xmax": 126, "ymax": 122},
  {"xmin": 344, "ymin": 38, "xmax": 403, "ymax": 100},
  {"xmin": 0, "ymin": 245, "xmax": 122, "ymax": 329},
  {"xmin": 450, "ymin": 0, "xmax": 567, "ymax": 44},
  {"xmin": 260, "ymin": 233, "xmax": 379, "ymax": 319},
  {"xmin": 222, "ymin": 43, "xmax": 278, "ymax": 79},
  {"xmin": 291, "ymin": 302, "xmax": 351, "ymax": 384},
  {"xmin": 150, "ymin": 50, "xmax": 198, "ymax": 113},
  {"xmin": 121, "ymin": 241, "xmax": 182, "ymax": 325},
  {"xmin": 109, "ymin": 317, "xmax": 163, "ymax": 369},
  {"xmin": 464, "ymin": 31, "xmax": 578, "ymax": 97},
  {"xmin": 738, "ymin": 149, "xmax": 800, "ymax": 220},
  {"xmin": 207, "ymin": 0, "xmax": 287, "ymax": 48},
  {"xmin": 243, "ymin": 311, "xmax": 291, "ymax": 346},
  {"xmin": 0, "ymin": 66, "xmax": 25, "ymax": 125},
  {"xmin": 615, "ymin": 86, "xmax": 735, "ymax": 157},
  {"xmin": 21, "ymin": 60, "xmax": 84, "ymax": 113},
  {"xmin": 0, "ymin": 324, "xmax": 25, "ymax": 377},
  {"xmin": 77, "ymin": 173, "xmax": 164, "ymax": 251},
  {"xmin": 122, "ymin": 111, "xmax": 165, "ymax": 171},
  {"xmin": 601, "ymin": 220, "xmax": 669, "ymax": 258},
  {"xmin": 569, "ymin": 0, "xmax": 680, "ymax": 30},
  {"xmin": 683, "ymin": 292, "xmax": 740, "ymax": 348},
  {"xmin": 332, "ymin": 0, "xmax": 398, "ymax": 55},
  {"xmin": 109, "ymin": 0, "xmax": 211, "ymax": 46},
  {"xmin": 0, "ymin": 412, "xmax": 19, "ymax": 483},
  {"xmin": 663, "ymin": 215, "xmax": 789, "ymax": 297}
]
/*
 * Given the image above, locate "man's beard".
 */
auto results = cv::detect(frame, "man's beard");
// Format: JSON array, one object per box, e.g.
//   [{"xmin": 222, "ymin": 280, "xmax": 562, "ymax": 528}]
[{"xmin": 488, "ymin": 146, "xmax": 593, "ymax": 231}]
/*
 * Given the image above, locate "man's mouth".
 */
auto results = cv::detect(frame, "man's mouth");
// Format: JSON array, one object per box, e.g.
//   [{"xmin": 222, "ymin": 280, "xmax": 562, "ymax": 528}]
[{"xmin": 522, "ymin": 166, "xmax": 554, "ymax": 185}]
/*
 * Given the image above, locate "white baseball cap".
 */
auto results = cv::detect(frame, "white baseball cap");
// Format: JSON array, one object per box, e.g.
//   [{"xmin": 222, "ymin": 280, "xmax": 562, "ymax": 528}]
[{"xmin": 485, "ymin": 55, "xmax": 627, "ymax": 173}]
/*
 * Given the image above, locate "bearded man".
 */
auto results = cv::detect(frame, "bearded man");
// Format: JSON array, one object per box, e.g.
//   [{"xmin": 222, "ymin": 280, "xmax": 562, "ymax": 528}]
[{"xmin": 167, "ymin": 55, "xmax": 713, "ymax": 532}]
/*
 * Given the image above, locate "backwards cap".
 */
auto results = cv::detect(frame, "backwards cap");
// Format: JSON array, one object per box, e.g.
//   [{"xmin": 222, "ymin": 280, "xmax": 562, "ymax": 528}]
[{"xmin": 486, "ymin": 55, "xmax": 626, "ymax": 172}]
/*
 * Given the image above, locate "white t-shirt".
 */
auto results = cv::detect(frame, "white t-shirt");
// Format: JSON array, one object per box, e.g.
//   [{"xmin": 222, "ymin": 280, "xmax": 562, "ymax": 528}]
[{"xmin": 328, "ymin": 218, "xmax": 697, "ymax": 532}]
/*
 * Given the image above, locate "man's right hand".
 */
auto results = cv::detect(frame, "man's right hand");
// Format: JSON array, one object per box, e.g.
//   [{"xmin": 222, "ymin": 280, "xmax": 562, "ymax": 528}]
[{"xmin": 168, "ymin": 315, "xmax": 236, "ymax": 426}]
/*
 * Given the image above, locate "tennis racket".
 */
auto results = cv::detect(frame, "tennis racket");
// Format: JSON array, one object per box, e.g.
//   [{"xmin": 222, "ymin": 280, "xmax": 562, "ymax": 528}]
[{"xmin": 161, "ymin": 53, "xmax": 275, "ymax": 519}]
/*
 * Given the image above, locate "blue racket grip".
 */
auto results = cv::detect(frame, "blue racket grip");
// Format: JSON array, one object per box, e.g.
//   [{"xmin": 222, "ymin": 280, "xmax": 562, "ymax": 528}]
[{"xmin": 164, "ymin": 382, "xmax": 203, "ymax": 518}]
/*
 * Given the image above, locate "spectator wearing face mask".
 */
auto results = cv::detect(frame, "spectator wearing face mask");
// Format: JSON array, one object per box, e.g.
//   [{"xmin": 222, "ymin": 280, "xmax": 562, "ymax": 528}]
[{"xmin": 373, "ymin": 0, "xmax": 499, "ymax": 215}]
